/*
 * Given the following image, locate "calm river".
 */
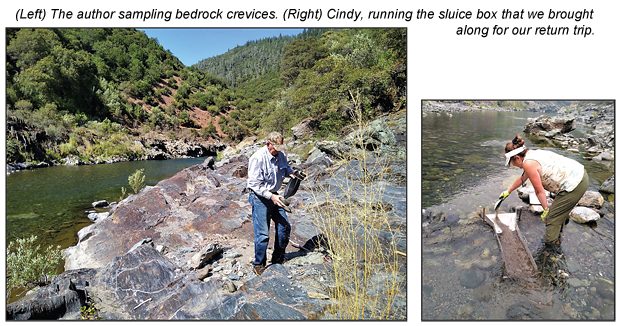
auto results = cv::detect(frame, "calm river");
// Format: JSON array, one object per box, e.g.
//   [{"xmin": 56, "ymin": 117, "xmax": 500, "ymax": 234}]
[
  {"xmin": 422, "ymin": 110, "xmax": 614, "ymax": 320},
  {"xmin": 6, "ymin": 157, "xmax": 208, "ymax": 251}
]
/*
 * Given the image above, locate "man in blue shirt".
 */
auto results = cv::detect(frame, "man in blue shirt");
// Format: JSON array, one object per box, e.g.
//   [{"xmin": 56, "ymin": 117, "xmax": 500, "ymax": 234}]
[{"xmin": 247, "ymin": 132, "xmax": 300, "ymax": 275}]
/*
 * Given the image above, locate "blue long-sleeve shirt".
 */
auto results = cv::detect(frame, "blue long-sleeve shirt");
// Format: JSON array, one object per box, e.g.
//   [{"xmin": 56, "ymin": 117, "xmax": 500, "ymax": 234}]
[{"xmin": 247, "ymin": 146, "xmax": 293, "ymax": 200}]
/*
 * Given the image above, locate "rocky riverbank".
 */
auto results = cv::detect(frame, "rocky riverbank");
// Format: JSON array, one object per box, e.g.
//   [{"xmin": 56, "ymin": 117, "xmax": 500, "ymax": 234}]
[
  {"xmin": 6, "ymin": 136, "xmax": 226, "ymax": 173},
  {"xmin": 422, "ymin": 100, "xmax": 564, "ymax": 113},
  {"xmin": 7, "ymin": 112, "xmax": 407, "ymax": 320},
  {"xmin": 523, "ymin": 113, "xmax": 614, "ymax": 161}
]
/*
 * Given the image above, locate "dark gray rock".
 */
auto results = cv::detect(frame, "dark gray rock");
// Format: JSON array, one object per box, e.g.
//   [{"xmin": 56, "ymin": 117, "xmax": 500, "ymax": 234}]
[
  {"xmin": 190, "ymin": 243, "xmax": 223, "ymax": 269},
  {"xmin": 600, "ymin": 175, "xmax": 614, "ymax": 194},
  {"xmin": 203, "ymin": 156, "xmax": 216, "ymax": 170},
  {"xmin": 6, "ymin": 269, "xmax": 97, "ymax": 320},
  {"xmin": 92, "ymin": 200, "xmax": 109, "ymax": 208},
  {"xmin": 505, "ymin": 301, "xmax": 544, "ymax": 320},
  {"xmin": 592, "ymin": 278, "xmax": 614, "ymax": 300},
  {"xmin": 127, "ymin": 238, "xmax": 153, "ymax": 253},
  {"xmin": 459, "ymin": 269, "xmax": 485, "ymax": 289}
]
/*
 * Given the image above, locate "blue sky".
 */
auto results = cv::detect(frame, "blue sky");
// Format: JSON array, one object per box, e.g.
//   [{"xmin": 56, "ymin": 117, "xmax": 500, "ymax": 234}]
[{"xmin": 139, "ymin": 29, "xmax": 305, "ymax": 66}]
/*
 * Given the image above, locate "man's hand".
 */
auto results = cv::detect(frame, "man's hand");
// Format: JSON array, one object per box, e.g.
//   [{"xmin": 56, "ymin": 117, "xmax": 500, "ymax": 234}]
[
  {"xmin": 541, "ymin": 208, "xmax": 549, "ymax": 222},
  {"xmin": 499, "ymin": 190, "xmax": 510, "ymax": 200},
  {"xmin": 271, "ymin": 194, "xmax": 286, "ymax": 207},
  {"xmin": 292, "ymin": 170, "xmax": 306, "ymax": 181}
]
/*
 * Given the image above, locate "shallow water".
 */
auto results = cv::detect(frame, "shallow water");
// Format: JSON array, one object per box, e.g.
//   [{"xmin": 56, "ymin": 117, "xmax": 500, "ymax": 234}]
[
  {"xmin": 422, "ymin": 110, "xmax": 615, "ymax": 320},
  {"xmin": 6, "ymin": 157, "xmax": 207, "ymax": 250}
]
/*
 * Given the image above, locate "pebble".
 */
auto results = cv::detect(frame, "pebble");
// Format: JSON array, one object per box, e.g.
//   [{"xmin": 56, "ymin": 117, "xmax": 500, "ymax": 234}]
[
  {"xmin": 227, "ymin": 274, "xmax": 240, "ymax": 281},
  {"xmin": 225, "ymin": 252, "xmax": 242, "ymax": 259},
  {"xmin": 226, "ymin": 280, "xmax": 237, "ymax": 293}
]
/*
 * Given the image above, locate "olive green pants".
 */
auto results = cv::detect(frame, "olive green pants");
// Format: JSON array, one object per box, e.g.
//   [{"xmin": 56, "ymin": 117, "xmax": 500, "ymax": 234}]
[{"xmin": 544, "ymin": 171, "xmax": 589, "ymax": 244}]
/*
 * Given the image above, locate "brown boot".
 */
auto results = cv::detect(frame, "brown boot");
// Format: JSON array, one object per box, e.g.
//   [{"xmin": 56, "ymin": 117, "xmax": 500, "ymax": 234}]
[{"xmin": 253, "ymin": 264, "xmax": 266, "ymax": 276}]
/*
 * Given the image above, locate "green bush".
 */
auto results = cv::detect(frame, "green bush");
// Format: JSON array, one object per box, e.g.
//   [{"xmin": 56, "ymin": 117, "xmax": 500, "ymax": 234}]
[
  {"xmin": 6, "ymin": 235, "xmax": 64, "ymax": 297},
  {"xmin": 6, "ymin": 137, "xmax": 24, "ymax": 163},
  {"xmin": 128, "ymin": 169, "xmax": 146, "ymax": 194}
]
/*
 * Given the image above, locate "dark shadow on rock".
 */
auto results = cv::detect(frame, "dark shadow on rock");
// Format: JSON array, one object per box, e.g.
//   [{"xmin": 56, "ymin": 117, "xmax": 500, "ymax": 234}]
[{"xmin": 302, "ymin": 234, "xmax": 329, "ymax": 252}]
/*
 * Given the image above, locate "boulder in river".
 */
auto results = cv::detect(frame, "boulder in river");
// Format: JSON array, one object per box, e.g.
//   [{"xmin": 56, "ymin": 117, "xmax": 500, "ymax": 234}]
[
  {"xmin": 600, "ymin": 175, "xmax": 614, "ymax": 194},
  {"xmin": 569, "ymin": 206, "xmax": 601, "ymax": 223},
  {"xmin": 92, "ymin": 200, "xmax": 109, "ymax": 208},
  {"xmin": 523, "ymin": 115, "xmax": 576, "ymax": 136},
  {"xmin": 577, "ymin": 191, "xmax": 604, "ymax": 209}
]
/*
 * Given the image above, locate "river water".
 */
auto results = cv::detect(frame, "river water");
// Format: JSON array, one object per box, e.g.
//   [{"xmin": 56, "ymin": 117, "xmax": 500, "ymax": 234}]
[
  {"xmin": 6, "ymin": 157, "xmax": 208, "ymax": 251},
  {"xmin": 422, "ymin": 110, "xmax": 615, "ymax": 320}
]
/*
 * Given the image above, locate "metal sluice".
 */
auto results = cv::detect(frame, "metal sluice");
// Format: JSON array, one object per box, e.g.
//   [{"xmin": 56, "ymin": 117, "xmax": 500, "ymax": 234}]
[{"xmin": 480, "ymin": 208, "xmax": 538, "ymax": 279}]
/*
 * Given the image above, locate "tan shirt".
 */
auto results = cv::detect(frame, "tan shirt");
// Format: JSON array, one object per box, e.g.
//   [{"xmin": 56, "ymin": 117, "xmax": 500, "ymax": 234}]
[{"xmin": 524, "ymin": 150, "xmax": 584, "ymax": 193}]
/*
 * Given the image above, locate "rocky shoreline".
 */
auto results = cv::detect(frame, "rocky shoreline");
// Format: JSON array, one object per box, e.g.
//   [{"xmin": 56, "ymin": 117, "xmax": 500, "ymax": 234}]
[
  {"xmin": 6, "ymin": 137, "xmax": 226, "ymax": 173},
  {"xmin": 6, "ymin": 111, "xmax": 407, "ymax": 320},
  {"xmin": 422, "ymin": 100, "xmax": 564, "ymax": 113}
]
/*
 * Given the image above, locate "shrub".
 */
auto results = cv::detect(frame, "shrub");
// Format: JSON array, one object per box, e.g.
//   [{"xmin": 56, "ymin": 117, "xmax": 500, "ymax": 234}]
[
  {"xmin": 6, "ymin": 137, "xmax": 24, "ymax": 163},
  {"xmin": 6, "ymin": 235, "xmax": 64, "ymax": 297},
  {"xmin": 128, "ymin": 169, "xmax": 146, "ymax": 194}
]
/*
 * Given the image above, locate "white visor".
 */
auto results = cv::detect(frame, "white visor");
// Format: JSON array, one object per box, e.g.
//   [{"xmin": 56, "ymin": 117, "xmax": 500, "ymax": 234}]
[{"xmin": 504, "ymin": 146, "xmax": 526, "ymax": 166}]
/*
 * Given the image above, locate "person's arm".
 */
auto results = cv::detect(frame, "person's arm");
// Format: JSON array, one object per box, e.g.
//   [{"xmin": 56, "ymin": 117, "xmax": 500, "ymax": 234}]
[
  {"xmin": 247, "ymin": 157, "xmax": 273, "ymax": 200},
  {"xmin": 523, "ymin": 160, "xmax": 548, "ymax": 210},
  {"xmin": 506, "ymin": 173, "xmax": 530, "ymax": 194}
]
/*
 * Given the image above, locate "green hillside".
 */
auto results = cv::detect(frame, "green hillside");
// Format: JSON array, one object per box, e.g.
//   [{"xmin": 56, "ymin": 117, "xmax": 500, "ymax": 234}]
[
  {"xmin": 6, "ymin": 28, "xmax": 407, "ymax": 164},
  {"xmin": 193, "ymin": 29, "xmax": 332, "ymax": 87}
]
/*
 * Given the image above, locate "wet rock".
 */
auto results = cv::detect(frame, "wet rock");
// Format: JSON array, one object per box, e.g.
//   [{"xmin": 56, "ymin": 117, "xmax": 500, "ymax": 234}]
[
  {"xmin": 506, "ymin": 301, "xmax": 544, "ymax": 320},
  {"xmin": 87, "ymin": 212, "xmax": 109, "ymax": 222},
  {"xmin": 92, "ymin": 200, "xmax": 109, "ymax": 208},
  {"xmin": 457, "ymin": 303, "xmax": 473, "ymax": 316},
  {"xmin": 592, "ymin": 278, "xmax": 614, "ymax": 300},
  {"xmin": 445, "ymin": 214, "xmax": 460, "ymax": 225},
  {"xmin": 567, "ymin": 278, "xmax": 583, "ymax": 287},
  {"xmin": 422, "ymin": 285, "xmax": 433, "ymax": 296},
  {"xmin": 600, "ymin": 175, "xmax": 614, "ymax": 194},
  {"xmin": 567, "ymin": 260, "xmax": 581, "ymax": 272},
  {"xmin": 593, "ymin": 152, "xmax": 613, "ymax": 161},
  {"xmin": 472, "ymin": 283, "xmax": 494, "ymax": 302},
  {"xmin": 562, "ymin": 303, "xmax": 579, "ymax": 319},
  {"xmin": 577, "ymin": 191, "xmax": 604, "ymax": 208},
  {"xmin": 569, "ymin": 207, "xmax": 601, "ymax": 223},
  {"xmin": 458, "ymin": 268, "xmax": 485, "ymax": 289}
]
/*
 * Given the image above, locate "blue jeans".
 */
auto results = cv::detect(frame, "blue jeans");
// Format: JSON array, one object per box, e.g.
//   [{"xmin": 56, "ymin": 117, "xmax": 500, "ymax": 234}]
[{"xmin": 249, "ymin": 191, "xmax": 291, "ymax": 266}]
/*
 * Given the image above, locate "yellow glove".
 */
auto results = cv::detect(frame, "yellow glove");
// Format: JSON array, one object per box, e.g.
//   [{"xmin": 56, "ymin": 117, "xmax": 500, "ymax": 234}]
[
  {"xmin": 541, "ymin": 208, "xmax": 549, "ymax": 222},
  {"xmin": 499, "ymin": 190, "xmax": 510, "ymax": 200}
]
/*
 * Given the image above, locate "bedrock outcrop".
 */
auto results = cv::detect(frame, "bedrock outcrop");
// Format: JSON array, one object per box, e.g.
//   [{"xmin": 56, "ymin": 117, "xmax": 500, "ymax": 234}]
[{"xmin": 9, "ymin": 119, "xmax": 407, "ymax": 320}]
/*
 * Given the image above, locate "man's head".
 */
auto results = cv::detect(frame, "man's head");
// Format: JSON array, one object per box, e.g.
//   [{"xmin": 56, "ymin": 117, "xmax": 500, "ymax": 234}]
[{"xmin": 266, "ymin": 132, "xmax": 286, "ymax": 156}]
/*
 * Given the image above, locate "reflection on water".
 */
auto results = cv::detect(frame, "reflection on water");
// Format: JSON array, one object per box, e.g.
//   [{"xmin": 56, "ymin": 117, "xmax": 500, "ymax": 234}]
[
  {"xmin": 6, "ymin": 157, "xmax": 207, "ymax": 250},
  {"xmin": 422, "ymin": 110, "xmax": 615, "ymax": 320}
]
